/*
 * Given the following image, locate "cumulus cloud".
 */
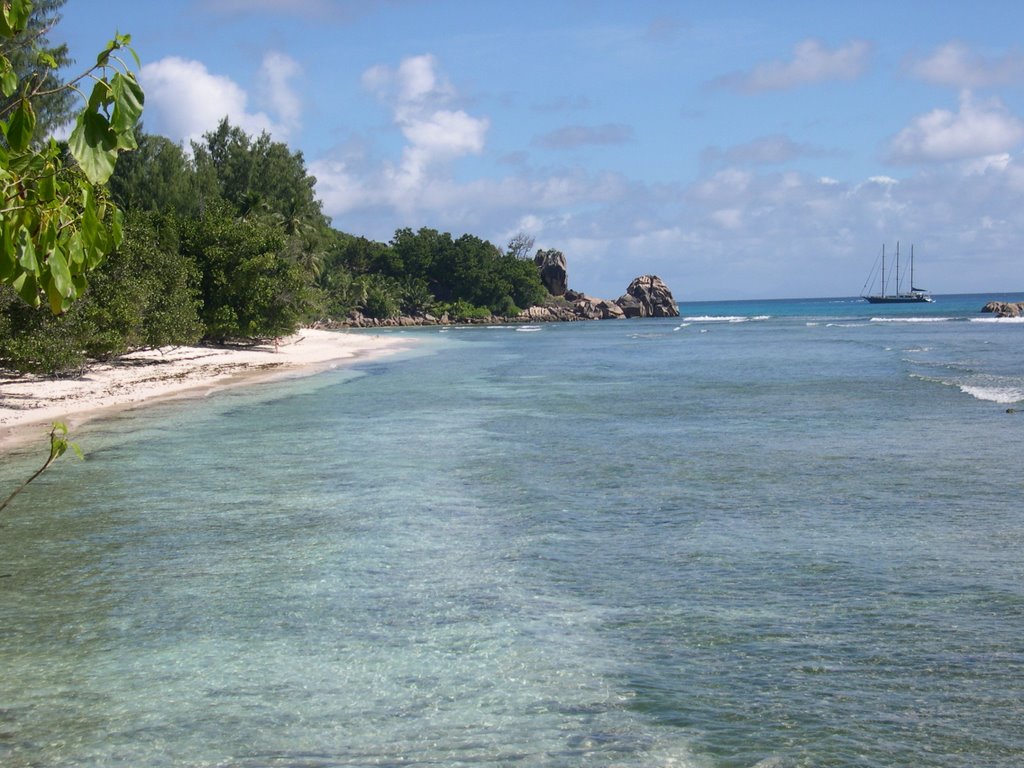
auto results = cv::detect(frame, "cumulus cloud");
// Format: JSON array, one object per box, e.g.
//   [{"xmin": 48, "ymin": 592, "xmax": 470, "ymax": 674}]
[
  {"xmin": 715, "ymin": 38, "xmax": 872, "ymax": 92},
  {"xmin": 908, "ymin": 41, "xmax": 1024, "ymax": 88},
  {"xmin": 887, "ymin": 91, "xmax": 1024, "ymax": 163},
  {"xmin": 140, "ymin": 53, "xmax": 301, "ymax": 145},
  {"xmin": 534, "ymin": 124, "xmax": 635, "ymax": 150},
  {"xmin": 317, "ymin": 54, "xmax": 489, "ymax": 212},
  {"xmin": 259, "ymin": 51, "xmax": 303, "ymax": 131}
]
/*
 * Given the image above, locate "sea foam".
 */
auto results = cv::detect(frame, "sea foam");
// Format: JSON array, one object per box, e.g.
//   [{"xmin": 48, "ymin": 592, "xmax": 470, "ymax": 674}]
[
  {"xmin": 969, "ymin": 316, "xmax": 1024, "ymax": 323},
  {"xmin": 959, "ymin": 385, "xmax": 1024, "ymax": 404},
  {"xmin": 870, "ymin": 316, "xmax": 953, "ymax": 323},
  {"xmin": 683, "ymin": 315, "xmax": 770, "ymax": 323}
]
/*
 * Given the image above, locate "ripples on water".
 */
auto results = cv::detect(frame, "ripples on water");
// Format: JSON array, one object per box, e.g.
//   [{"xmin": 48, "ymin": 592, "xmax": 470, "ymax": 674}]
[{"xmin": 1, "ymin": 294, "xmax": 1023, "ymax": 767}]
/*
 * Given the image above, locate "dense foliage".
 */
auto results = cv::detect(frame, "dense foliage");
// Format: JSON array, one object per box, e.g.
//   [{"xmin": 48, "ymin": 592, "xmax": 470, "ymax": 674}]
[
  {"xmin": 1, "ymin": 0, "xmax": 144, "ymax": 314},
  {"xmin": 2, "ymin": 8, "xmax": 547, "ymax": 375}
]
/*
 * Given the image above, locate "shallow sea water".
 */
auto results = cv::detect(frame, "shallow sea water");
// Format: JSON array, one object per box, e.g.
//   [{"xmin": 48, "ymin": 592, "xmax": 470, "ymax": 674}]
[{"xmin": 2, "ymin": 294, "xmax": 1023, "ymax": 767}]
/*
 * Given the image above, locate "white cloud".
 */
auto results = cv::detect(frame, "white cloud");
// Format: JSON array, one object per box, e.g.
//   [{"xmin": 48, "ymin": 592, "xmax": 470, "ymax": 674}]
[
  {"xmin": 318, "ymin": 54, "xmax": 490, "ymax": 213},
  {"xmin": 717, "ymin": 38, "xmax": 872, "ymax": 92},
  {"xmin": 887, "ymin": 91, "xmax": 1024, "ymax": 163},
  {"xmin": 140, "ymin": 54, "xmax": 301, "ymax": 145},
  {"xmin": 314, "ymin": 137, "xmax": 1024, "ymax": 299},
  {"xmin": 362, "ymin": 54, "xmax": 456, "ymax": 113},
  {"xmin": 308, "ymin": 68, "xmax": 1024, "ymax": 299},
  {"xmin": 908, "ymin": 41, "xmax": 1024, "ymax": 88},
  {"xmin": 259, "ymin": 51, "xmax": 303, "ymax": 133}
]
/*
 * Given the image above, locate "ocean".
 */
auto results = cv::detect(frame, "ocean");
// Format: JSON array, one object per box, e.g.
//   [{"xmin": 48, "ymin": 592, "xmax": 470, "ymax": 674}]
[{"xmin": 1, "ymin": 293, "xmax": 1023, "ymax": 767}]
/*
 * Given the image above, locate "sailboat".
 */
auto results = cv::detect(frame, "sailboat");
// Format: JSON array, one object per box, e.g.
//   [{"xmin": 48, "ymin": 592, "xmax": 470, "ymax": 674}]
[{"xmin": 862, "ymin": 242, "xmax": 933, "ymax": 303}]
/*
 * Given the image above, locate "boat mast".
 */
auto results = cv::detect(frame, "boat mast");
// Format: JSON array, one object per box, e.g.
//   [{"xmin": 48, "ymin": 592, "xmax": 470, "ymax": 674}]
[
  {"xmin": 910, "ymin": 244, "xmax": 914, "ymax": 292},
  {"xmin": 881, "ymin": 244, "xmax": 886, "ymax": 297},
  {"xmin": 895, "ymin": 241, "xmax": 900, "ymax": 296}
]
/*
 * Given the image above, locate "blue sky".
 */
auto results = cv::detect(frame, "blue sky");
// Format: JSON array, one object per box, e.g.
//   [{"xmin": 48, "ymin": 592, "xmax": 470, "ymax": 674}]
[{"xmin": 56, "ymin": 0, "xmax": 1024, "ymax": 300}]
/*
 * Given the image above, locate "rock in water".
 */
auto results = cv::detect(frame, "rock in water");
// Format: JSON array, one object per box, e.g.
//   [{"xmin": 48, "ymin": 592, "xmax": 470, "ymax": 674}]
[
  {"xmin": 534, "ymin": 249, "xmax": 568, "ymax": 296},
  {"xmin": 618, "ymin": 275, "xmax": 679, "ymax": 317},
  {"xmin": 982, "ymin": 301, "xmax": 1024, "ymax": 317}
]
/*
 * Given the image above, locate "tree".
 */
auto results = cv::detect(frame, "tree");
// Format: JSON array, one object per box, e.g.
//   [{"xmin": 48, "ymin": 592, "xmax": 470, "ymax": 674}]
[
  {"xmin": 76, "ymin": 211, "xmax": 203, "ymax": 357},
  {"xmin": 0, "ymin": 0, "xmax": 144, "ymax": 312},
  {"xmin": 0, "ymin": 0, "xmax": 73, "ymax": 138},
  {"xmin": 0, "ymin": 212, "xmax": 203, "ymax": 373},
  {"xmin": 108, "ymin": 129, "xmax": 198, "ymax": 216},
  {"xmin": 191, "ymin": 119, "xmax": 325, "ymax": 230},
  {"xmin": 504, "ymin": 231, "xmax": 535, "ymax": 261},
  {"xmin": 180, "ymin": 202, "xmax": 310, "ymax": 341}
]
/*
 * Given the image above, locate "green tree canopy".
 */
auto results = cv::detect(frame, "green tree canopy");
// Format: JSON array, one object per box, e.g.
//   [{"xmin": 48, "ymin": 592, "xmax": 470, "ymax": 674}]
[
  {"xmin": 179, "ymin": 201, "xmax": 311, "ymax": 342},
  {"xmin": 108, "ymin": 128, "xmax": 200, "ymax": 216},
  {"xmin": 0, "ymin": 0, "xmax": 73, "ymax": 139},
  {"xmin": 191, "ymin": 118, "xmax": 325, "ymax": 231}
]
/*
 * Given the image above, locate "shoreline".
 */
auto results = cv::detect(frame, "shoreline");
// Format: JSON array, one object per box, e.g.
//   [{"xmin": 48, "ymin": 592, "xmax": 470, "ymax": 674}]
[{"xmin": 0, "ymin": 328, "xmax": 416, "ymax": 456}]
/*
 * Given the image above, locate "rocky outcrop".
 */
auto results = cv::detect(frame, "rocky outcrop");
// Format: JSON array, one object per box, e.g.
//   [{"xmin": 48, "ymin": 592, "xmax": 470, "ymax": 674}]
[
  {"xmin": 569, "ymin": 293, "xmax": 626, "ymax": 320},
  {"xmin": 982, "ymin": 301, "xmax": 1024, "ymax": 317},
  {"xmin": 332, "ymin": 258, "xmax": 680, "ymax": 327},
  {"xmin": 618, "ymin": 275, "xmax": 679, "ymax": 317},
  {"xmin": 533, "ymin": 249, "xmax": 568, "ymax": 296}
]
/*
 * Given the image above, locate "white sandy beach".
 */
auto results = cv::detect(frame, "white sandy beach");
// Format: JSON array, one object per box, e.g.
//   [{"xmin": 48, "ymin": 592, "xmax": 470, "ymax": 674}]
[{"xmin": 0, "ymin": 328, "xmax": 412, "ymax": 453}]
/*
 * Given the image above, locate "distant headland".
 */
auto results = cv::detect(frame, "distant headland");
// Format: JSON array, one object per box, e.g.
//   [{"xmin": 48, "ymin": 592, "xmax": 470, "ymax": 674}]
[{"xmin": 341, "ymin": 249, "xmax": 679, "ymax": 328}]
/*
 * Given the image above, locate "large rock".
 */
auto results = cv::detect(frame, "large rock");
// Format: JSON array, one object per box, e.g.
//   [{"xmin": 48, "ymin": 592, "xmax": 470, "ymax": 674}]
[
  {"xmin": 572, "ymin": 294, "xmax": 625, "ymax": 320},
  {"xmin": 982, "ymin": 301, "xmax": 1024, "ymax": 317},
  {"xmin": 615, "ymin": 293, "xmax": 644, "ymax": 318},
  {"xmin": 617, "ymin": 275, "xmax": 679, "ymax": 317},
  {"xmin": 534, "ymin": 249, "xmax": 568, "ymax": 296}
]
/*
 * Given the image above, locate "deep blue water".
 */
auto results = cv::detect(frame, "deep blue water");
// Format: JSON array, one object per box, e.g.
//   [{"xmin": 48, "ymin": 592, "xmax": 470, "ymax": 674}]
[{"xmin": 2, "ymin": 293, "xmax": 1023, "ymax": 767}]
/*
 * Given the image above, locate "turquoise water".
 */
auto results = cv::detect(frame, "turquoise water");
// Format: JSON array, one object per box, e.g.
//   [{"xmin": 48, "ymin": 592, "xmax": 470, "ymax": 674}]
[{"xmin": 2, "ymin": 293, "xmax": 1023, "ymax": 767}]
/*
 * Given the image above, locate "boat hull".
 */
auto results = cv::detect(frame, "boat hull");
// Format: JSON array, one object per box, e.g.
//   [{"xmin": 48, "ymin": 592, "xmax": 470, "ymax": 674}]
[{"xmin": 864, "ymin": 294, "xmax": 933, "ymax": 304}]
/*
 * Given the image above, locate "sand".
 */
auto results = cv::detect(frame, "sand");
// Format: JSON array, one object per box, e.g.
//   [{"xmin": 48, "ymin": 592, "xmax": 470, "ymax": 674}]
[{"xmin": 0, "ymin": 328, "xmax": 414, "ymax": 454}]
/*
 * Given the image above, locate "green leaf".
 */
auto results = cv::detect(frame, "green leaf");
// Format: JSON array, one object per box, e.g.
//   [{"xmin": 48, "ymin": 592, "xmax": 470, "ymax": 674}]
[
  {"xmin": 37, "ymin": 51, "xmax": 58, "ymax": 69},
  {"xmin": 4, "ymin": 0, "xmax": 31, "ymax": 33},
  {"xmin": 111, "ymin": 72, "xmax": 145, "ymax": 134},
  {"xmin": 81, "ymin": 187, "xmax": 99, "ymax": 245},
  {"xmin": 15, "ymin": 226, "xmax": 38, "ymax": 273},
  {"xmin": 0, "ymin": 56, "xmax": 16, "ymax": 97},
  {"xmin": 48, "ymin": 247, "xmax": 74, "ymax": 298},
  {"xmin": 12, "ymin": 270, "xmax": 39, "ymax": 307},
  {"xmin": 68, "ymin": 112, "xmax": 117, "ymax": 184},
  {"xmin": 0, "ymin": 229, "xmax": 14, "ymax": 281},
  {"xmin": 111, "ymin": 206, "xmax": 124, "ymax": 248},
  {"xmin": 46, "ymin": 274, "xmax": 65, "ymax": 314},
  {"xmin": 37, "ymin": 169, "xmax": 56, "ymax": 201},
  {"xmin": 6, "ymin": 99, "xmax": 35, "ymax": 153}
]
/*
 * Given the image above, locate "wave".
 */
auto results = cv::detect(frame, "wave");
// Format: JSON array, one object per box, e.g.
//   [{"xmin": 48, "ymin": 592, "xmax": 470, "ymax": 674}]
[
  {"xmin": 515, "ymin": 325, "xmax": 543, "ymax": 332},
  {"xmin": 912, "ymin": 372, "xmax": 1024, "ymax": 404},
  {"xmin": 969, "ymin": 316, "xmax": 1024, "ymax": 323},
  {"xmin": 870, "ymin": 316, "xmax": 955, "ymax": 323},
  {"xmin": 959, "ymin": 385, "xmax": 1024, "ymax": 404},
  {"xmin": 683, "ymin": 315, "xmax": 771, "ymax": 323}
]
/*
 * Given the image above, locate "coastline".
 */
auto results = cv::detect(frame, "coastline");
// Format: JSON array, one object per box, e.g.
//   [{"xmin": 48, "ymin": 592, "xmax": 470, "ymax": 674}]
[{"xmin": 0, "ymin": 328, "xmax": 415, "ymax": 456}]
